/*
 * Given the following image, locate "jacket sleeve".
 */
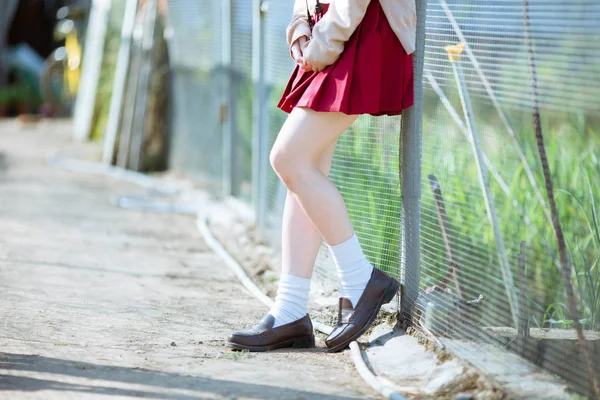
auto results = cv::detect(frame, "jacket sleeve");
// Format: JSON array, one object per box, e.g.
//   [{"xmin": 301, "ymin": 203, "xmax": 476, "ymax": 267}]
[
  {"xmin": 302, "ymin": 0, "xmax": 372, "ymax": 71},
  {"xmin": 286, "ymin": 0, "xmax": 313, "ymax": 59}
]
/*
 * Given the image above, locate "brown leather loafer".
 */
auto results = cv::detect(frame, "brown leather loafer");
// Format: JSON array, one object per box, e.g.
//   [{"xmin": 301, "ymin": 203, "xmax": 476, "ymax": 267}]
[
  {"xmin": 226, "ymin": 314, "xmax": 315, "ymax": 352},
  {"xmin": 325, "ymin": 268, "xmax": 400, "ymax": 352}
]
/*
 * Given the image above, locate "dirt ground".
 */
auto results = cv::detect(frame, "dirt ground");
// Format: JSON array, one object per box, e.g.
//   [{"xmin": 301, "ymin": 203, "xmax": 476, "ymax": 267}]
[{"xmin": 0, "ymin": 119, "xmax": 375, "ymax": 400}]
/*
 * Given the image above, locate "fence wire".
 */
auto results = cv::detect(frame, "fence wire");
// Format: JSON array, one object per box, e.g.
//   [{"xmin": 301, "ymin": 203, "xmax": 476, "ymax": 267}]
[
  {"xmin": 420, "ymin": 0, "xmax": 599, "ymax": 397},
  {"xmin": 166, "ymin": 0, "xmax": 223, "ymax": 193},
  {"xmin": 161, "ymin": 0, "xmax": 599, "ymax": 397},
  {"xmin": 264, "ymin": 0, "xmax": 294, "ymax": 251}
]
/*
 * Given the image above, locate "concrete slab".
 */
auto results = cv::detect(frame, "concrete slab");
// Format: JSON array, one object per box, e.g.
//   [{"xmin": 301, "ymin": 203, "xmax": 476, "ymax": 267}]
[{"xmin": 365, "ymin": 331, "xmax": 483, "ymax": 399}]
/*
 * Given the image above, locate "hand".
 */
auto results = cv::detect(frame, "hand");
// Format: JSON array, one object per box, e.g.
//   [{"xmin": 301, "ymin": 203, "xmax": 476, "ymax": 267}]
[
  {"xmin": 291, "ymin": 36, "xmax": 308, "ymax": 64},
  {"xmin": 300, "ymin": 59, "xmax": 316, "ymax": 72},
  {"xmin": 292, "ymin": 36, "xmax": 316, "ymax": 72},
  {"xmin": 301, "ymin": 60, "xmax": 322, "ymax": 73},
  {"xmin": 308, "ymin": 63, "xmax": 321, "ymax": 73}
]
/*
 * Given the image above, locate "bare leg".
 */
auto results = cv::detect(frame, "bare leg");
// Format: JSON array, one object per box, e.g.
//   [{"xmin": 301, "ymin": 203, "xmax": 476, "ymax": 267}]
[
  {"xmin": 229, "ymin": 109, "xmax": 394, "ymax": 350},
  {"xmin": 281, "ymin": 141, "xmax": 337, "ymax": 279},
  {"xmin": 268, "ymin": 107, "xmax": 372, "ymax": 328},
  {"xmin": 270, "ymin": 107, "xmax": 358, "ymax": 246}
]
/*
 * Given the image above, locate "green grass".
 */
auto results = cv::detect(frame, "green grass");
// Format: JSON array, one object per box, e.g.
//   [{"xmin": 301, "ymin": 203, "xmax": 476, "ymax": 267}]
[
  {"xmin": 420, "ymin": 89, "xmax": 600, "ymax": 330},
  {"xmin": 329, "ymin": 115, "xmax": 403, "ymax": 275},
  {"xmin": 551, "ymin": 179, "xmax": 600, "ymax": 330}
]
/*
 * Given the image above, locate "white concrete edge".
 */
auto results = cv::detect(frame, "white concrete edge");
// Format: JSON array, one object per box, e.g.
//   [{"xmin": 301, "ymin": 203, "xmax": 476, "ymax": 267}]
[
  {"xmin": 196, "ymin": 216, "xmax": 274, "ymax": 309},
  {"xmin": 349, "ymin": 342, "xmax": 409, "ymax": 400},
  {"xmin": 47, "ymin": 153, "xmax": 184, "ymax": 192}
]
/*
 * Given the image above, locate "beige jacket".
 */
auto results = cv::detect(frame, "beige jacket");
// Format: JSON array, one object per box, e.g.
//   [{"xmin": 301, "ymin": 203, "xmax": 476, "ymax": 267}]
[{"xmin": 286, "ymin": 0, "xmax": 416, "ymax": 71}]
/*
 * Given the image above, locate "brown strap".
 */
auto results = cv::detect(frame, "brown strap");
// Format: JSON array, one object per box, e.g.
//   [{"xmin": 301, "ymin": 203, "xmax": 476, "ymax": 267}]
[{"xmin": 305, "ymin": 0, "xmax": 314, "ymax": 28}]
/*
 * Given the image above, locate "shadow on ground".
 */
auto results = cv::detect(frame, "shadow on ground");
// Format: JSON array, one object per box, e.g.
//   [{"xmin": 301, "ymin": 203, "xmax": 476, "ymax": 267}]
[{"xmin": 0, "ymin": 352, "xmax": 356, "ymax": 399}]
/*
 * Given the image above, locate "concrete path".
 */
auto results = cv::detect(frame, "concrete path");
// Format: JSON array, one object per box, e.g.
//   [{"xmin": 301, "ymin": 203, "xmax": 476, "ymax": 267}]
[{"xmin": 0, "ymin": 120, "xmax": 374, "ymax": 400}]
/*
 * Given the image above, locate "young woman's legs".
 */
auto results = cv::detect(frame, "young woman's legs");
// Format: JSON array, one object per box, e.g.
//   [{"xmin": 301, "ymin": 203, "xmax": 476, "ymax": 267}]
[
  {"xmin": 228, "ymin": 107, "xmax": 392, "ymax": 350},
  {"xmin": 270, "ymin": 107, "xmax": 356, "ymax": 244},
  {"xmin": 270, "ymin": 107, "xmax": 374, "ymax": 310},
  {"xmin": 281, "ymin": 141, "xmax": 337, "ymax": 279},
  {"xmin": 269, "ymin": 142, "xmax": 336, "ymax": 327}
]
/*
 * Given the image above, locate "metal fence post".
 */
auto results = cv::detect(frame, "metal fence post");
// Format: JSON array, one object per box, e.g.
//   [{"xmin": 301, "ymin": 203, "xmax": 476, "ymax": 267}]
[
  {"xmin": 102, "ymin": 0, "xmax": 138, "ymax": 165},
  {"xmin": 222, "ymin": 0, "xmax": 235, "ymax": 197},
  {"xmin": 128, "ymin": 0, "xmax": 158, "ymax": 172},
  {"xmin": 252, "ymin": 0, "xmax": 269, "ymax": 230},
  {"xmin": 449, "ymin": 49, "xmax": 518, "ymax": 327},
  {"xmin": 72, "ymin": 0, "xmax": 112, "ymax": 141},
  {"xmin": 399, "ymin": 0, "xmax": 427, "ymax": 323}
]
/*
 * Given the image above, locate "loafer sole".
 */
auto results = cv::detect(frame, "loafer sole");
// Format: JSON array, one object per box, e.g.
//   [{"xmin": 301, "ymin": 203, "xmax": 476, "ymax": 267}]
[
  {"xmin": 327, "ymin": 277, "xmax": 400, "ymax": 353},
  {"xmin": 226, "ymin": 334, "xmax": 315, "ymax": 352}
]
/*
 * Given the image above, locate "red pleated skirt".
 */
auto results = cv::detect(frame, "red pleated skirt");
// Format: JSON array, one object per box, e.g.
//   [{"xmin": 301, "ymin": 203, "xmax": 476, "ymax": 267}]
[{"xmin": 278, "ymin": 1, "xmax": 414, "ymax": 116}]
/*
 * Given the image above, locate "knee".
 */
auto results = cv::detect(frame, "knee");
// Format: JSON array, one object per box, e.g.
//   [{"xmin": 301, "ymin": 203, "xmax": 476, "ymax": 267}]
[
  {"xmin": 269, "ymin": 144, "xmax": 286, "ymax": 176},
  {"xmin": 270, "ymin": 146, "xmax": 304, "ymax": 191}
]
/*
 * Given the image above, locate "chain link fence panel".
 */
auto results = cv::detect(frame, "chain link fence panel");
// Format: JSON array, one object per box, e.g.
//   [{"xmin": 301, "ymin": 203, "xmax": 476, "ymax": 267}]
[{"xmin": 419, "ymin": 0, "xmax": 600, "ymax": 396}]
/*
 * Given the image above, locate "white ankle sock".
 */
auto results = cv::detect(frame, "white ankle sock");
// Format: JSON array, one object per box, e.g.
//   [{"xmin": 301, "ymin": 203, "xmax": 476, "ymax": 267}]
[
  {"xmin": 270, "ymin": 274, "xmax": 311, "ymax": 328},
  {"xmin": 328, "ymin": 234, "xmax": 374, "ymax": 308}
]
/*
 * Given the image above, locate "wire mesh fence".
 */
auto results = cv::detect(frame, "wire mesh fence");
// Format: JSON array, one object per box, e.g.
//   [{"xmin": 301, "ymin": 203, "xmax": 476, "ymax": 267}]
[
  {"xmin": 166, "ymin": 0, "xmax": 224, "ymax": 192},
  {"xmin": 419, "ymin": 1, "xmax": 600, "ymax": 396},
  {"xmin": 159, "ymin": 0, "xmax": 599, "ymax": 397},
  {"xmin": 421, "ymin": 0, "xmax": 600, "ymax": 394}
]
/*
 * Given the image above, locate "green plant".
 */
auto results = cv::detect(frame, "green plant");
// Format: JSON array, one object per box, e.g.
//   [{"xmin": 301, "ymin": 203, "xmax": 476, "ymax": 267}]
[
  {"xmin": 419, "ymin": 87, "xmax": 600, "ymax": 329},
  {"xmin": 553, "ymin": 178, "xmax": 600, "ymax": 330},
  {"xmin": 331, "ymin": 115, "xmax": 402, "ymax": 275}
]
